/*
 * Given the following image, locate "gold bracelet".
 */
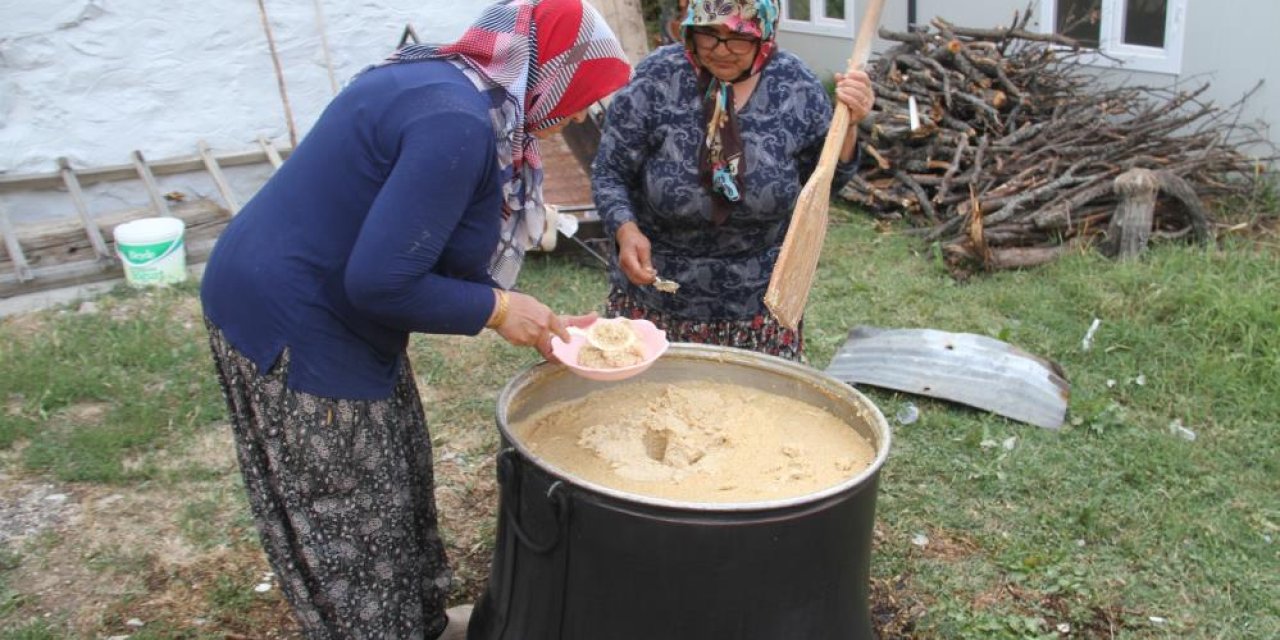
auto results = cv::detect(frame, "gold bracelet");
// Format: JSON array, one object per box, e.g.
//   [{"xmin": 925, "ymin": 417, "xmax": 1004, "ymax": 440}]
[{"xmin": 486, "ymin": 289, "xmax": 510, "ymax": 329}]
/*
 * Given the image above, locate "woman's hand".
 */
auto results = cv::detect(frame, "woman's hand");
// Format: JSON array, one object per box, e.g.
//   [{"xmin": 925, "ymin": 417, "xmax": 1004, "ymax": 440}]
[
  {"xmin": 491, "ymin": 293, "xmax": 599, "ymax": 362},
  {"xmin": 615, "ymin": 221, "xmax": 657, "ymax": 286},
  {"xmin": 834, "ymin": 70, "xmax": 875, "ymax": 122},
  {"xmin": 834, "ymin": 69, "xmax": 874, "ymax": 162},
  {"xmin": 492, "ymin": 291, "xmax": 571, "ymax": 357}
]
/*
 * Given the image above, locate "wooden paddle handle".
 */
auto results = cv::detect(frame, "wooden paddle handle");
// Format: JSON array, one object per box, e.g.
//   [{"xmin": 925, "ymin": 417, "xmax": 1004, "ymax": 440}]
[
  {"xmin": 847, "ymin": 0, "xmax": 885, "ymax": 75},
  {"xmin": 814, "ymin": 0, "xmax": 887, "ymax": 176}
]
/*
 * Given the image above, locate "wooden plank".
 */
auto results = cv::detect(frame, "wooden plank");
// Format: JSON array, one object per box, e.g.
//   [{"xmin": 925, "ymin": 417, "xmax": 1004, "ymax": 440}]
[
  {"xmin": 0, "ymin": 146, "xmax": 294, "ymax": 193},
  {"xmin": 0, "ymin": 200, "xmax": 227, "ymax": 298},
  {"xmin": 541, "ymin": 132, "xmax": 595, "ymax": 207},
  {"xmin": 57, "ymin": 157, "xmax": 114, "ymax": 260},
  {"xmin": 131, "ymin": 150, "xmax": 173, "ymax": 218},
  {"xmin": 198, "ymin": 140, "xmax": 242, "ymax": 215},
  {"xmin": 0, "ymin": 200, "xmax": 226, "ymax": 272},
  {"xmin": 825, "ymin": 325, "xmax": 1070, "ymax": 430},
  {"xmin": 0, "ymin": 201, "xmax": 35, "ymax": 282},
  {"xmin": 258, "ymin": 135, "xmax": 284, "ymax": 169},
  {"xmin": 0, "ymin": 235, "xmax": 219, "ymax": 299},
  {"xmin": 592, "ymin": 0, "xmax": 650, "ymax": 64}
]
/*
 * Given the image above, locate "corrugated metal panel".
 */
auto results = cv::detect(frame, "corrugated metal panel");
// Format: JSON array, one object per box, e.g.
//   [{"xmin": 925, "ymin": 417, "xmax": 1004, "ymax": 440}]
[{"xmin": 825, "ymin": 326, "xmax": 1069, "ymax": 429}]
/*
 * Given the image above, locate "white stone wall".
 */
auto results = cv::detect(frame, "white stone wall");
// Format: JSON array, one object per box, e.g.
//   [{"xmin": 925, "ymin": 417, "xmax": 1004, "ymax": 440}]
[{"xmin": 1, "ymin": 0, "xmax": 491, "ymax": 221}]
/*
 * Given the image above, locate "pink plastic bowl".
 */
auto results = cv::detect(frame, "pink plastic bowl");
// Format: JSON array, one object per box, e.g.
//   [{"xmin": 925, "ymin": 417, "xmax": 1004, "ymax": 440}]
[{"xmin": 550, "ymin": 318, "xmax": 670, "ymax": 382}]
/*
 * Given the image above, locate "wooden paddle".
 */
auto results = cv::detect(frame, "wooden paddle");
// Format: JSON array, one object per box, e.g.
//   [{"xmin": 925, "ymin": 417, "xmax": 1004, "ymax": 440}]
[{"xmin": 764, "ymin": 0, "xmax": 886, "ymax": 330}]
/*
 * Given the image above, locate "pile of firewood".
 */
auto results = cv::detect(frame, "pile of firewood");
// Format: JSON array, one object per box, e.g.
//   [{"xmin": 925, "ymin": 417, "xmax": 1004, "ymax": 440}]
[{"xmin": 841, "ymin": 9, "xmax": 1271, "ymax": 273}]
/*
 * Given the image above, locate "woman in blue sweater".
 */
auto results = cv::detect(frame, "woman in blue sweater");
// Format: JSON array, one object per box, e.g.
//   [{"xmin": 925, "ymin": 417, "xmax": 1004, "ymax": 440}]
[
  {"xmin": 592, "ymin": 0, "xmax": 874, "ymax": 361},
  {"xmin": 199, "ymin": 1, "xmax": 629, "ymax": 637}
]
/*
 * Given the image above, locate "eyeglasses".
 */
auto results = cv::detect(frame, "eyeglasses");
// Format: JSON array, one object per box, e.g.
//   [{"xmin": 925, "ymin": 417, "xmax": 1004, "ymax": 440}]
[{"xmin": 690, "ymin": 28, "xmax": 759, "ymax": 55}]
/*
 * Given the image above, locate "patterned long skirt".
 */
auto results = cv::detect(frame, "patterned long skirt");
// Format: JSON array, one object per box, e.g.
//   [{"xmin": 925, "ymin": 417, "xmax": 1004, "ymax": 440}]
[
  {"xmin": 606, "ymin": 287, "xmax": 804, "ymax": 361},
  {"xmin": 206, "ymin": 321, "xmax": 450, "ymax": 640}
]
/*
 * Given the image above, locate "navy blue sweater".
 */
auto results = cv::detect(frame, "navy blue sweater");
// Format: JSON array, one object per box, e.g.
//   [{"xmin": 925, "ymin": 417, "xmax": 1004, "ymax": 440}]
[{"xmin": 201, "ymin": 61, "xmax": 503, "ymax": 399}]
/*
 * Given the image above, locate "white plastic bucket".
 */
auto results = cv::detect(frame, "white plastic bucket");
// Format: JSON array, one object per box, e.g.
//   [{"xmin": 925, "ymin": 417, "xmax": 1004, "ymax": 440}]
[{"xmin": 113, "ymin": 217, "xmax": 187, "ymax": 286}]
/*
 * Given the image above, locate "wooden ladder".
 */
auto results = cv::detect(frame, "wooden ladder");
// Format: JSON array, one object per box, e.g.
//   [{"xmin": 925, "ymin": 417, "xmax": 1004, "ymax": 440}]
[{"xmin": 0, "ymin": 138, "xmax": 292, "ymax": 297}]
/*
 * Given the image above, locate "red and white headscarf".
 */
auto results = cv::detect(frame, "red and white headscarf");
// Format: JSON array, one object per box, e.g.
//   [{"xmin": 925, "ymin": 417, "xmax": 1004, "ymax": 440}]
[{"xmin": 385, "ymin": 0, "xmax": 630, "ymax": 287}]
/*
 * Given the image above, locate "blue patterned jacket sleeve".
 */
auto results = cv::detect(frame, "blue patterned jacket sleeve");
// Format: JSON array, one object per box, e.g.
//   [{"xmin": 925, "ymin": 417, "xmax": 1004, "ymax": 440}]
[{"xmin": 592, "ymin": 53, "xmax": 660, "ymax": 239}]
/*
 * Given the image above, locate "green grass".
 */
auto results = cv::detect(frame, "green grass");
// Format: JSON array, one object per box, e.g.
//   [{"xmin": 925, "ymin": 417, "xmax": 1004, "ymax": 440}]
[
  {"xmin": 0, "ymin": 282, "xmax": 225, "ymax": 484},
  {"xmin": 0, "ymin": 619, "xmax": 61, "ymax": 640},
  {"xmin": 1, "ymin": 207, "xmax": 1277, "ymax": 638},
  {"xmin": 808, "ymin": 215, "xmax": 1280, "ymax": 638},
  {"xmin": 0, "ymin": 546, "xmax": 22, "ymax": 621}
]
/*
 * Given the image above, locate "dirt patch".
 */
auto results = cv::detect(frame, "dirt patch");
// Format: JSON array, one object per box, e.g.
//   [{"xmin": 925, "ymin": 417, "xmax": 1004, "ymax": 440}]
[
  {"xmin": 62, "ymin": 402, "xmax": 112, "ymax": 425},
  {"xmin": 153, "ymin": 422, "xmax": 240, "ymax": 475},
  {"xmin": 916, "ymin": 528, "xmax": 981, "ymax": 561},
  {"xmin": 870, "ymin": 575, "xmax": 927, "ymax": 638},
  {"xmin": 0, "ymin": 424, "xmax": 299, "ymax": 636},
  {"xmin": 0, "ymin": 311, "xmax": 51, "ymax": 343},
  {"xmin": 0, "ymin": 415, "xmax": 499, "ymax": 636},
  {"xmin": 0, "ymin": 480, "xmax": 80, "ymax": 545},
  {"xmin": 434, "ymin": 454, "xmax": 500, "ymax": 603}
]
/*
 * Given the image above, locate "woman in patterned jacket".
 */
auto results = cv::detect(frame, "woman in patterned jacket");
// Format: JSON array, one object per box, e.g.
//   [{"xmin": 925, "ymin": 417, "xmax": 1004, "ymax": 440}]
[
  {"xmin": 592, "ymin": 0, "xmax": 874, "ymax": 361},
  {"xmin": 199, "ymin": 1, "xmax": 629, "ymax": 637}
]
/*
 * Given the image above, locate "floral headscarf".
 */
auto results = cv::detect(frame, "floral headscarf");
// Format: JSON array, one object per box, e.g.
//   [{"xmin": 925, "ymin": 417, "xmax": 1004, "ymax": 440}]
[
  {"xmin": 382, "ymin": 0, "xmax": 631, "ymax": 287},
  {"xmin": 681, "ymin": 0, "xmax": 779, "ymax": 224}
]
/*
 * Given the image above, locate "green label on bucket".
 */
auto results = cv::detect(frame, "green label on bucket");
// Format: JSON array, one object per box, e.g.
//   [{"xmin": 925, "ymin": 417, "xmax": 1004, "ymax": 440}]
[
  {"xmin": 117, "ymin": 237, "xmax": 186, "ymax": 286},
  {"xmin": 119, "ymin": 239, "xmax": 182, "ymax": 266}
]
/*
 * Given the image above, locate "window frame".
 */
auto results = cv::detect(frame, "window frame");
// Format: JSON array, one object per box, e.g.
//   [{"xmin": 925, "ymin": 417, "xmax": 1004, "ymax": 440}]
[
  {"xmin": 1037, "ymin": 0, "xmax": 1188, "ymax": 75},
  {"xmin": 779, "ymin": 0, "xmax": 856, "ymax": 38}
]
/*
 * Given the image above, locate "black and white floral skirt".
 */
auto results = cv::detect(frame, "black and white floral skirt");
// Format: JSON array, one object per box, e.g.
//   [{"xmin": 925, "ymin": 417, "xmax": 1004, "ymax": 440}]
[{"xmin": 206, "ymin": 320, "xmax": 450, "ymax": 640}]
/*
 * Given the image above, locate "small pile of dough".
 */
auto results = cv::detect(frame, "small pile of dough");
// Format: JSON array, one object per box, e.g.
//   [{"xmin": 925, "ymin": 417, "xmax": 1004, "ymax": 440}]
[
  {"xmin": 577, "ymin": 319, "xmax": 646, "ymax": 369},
  {"xmin": 579, "ymin": 342, "xmax": 647, "ymax": 368}
]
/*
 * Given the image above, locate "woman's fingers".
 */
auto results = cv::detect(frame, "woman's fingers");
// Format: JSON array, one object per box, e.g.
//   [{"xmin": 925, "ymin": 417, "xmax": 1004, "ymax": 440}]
[
  {"xmin": 547, "ymin": 313, "xmax": 570, "ymax": 344},
  {"xmin": 497, "ymin": 292, "xmax": 556, "ymax": 345},
  {"xmin": 494, "ymin": 294, "xmax": 588, "ymax": 361},
  {"xmin": 834, "ymin": 70, "xmax": 875, "ymax": 121},
  {"xmin": 563, "ymin": 312, "xmax": 599, "ymax": 330},
  {"xmin": 616, "ymin": 222, "xmax": 656, "ymax": 285}
]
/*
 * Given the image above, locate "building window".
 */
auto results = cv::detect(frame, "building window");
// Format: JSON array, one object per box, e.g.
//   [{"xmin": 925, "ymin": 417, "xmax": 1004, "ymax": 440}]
[
  {"xmin": 781, "ymin": 0, "xmax": 853, "ymax": 37},
  {"xmin": 1040, "ymin": 0, "xmax": 1186, "ymax": 75}
]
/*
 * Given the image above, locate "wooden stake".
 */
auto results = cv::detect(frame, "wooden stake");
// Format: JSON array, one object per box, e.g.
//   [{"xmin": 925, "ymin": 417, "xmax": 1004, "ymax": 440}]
[
  {"xmin": 131, "ymin": 150, "xmax": 174, "ymax": 218},
  {"xmin": 198, "ymin": 140, "xmax": 242, "ymax": 215},
  {"xmin": 256, "ymin": 0, "xmax": 299, "ymax": 148},
  {"xmin": 57, "ymin": 157, "xmax": 113, "ymax": 260},
  {"xmin": 311, "ymin": 0, "xmax": 339, "ymax": 95},
  {"xmin": 764, "ymin": 0, "xmax": 886, "ymax": 330},
  {"xmin": 0, "ymin": 201, "xmax": 34, "ymax": 282},
  {"xmin": 257, "ymin": 135, "xmax": 285, "ymax": 170}
]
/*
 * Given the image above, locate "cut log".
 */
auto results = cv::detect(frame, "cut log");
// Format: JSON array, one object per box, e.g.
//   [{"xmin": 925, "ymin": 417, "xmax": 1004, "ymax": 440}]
[
  {"xmin": 826, "ymin": 325, "xmax": 1070, "ymax": 430},
  {"xmin": 1151, "ymin": 170, "xmax": 1212, "ymax": 244},
  {"xmin": 1106, "ymin": 168, "xmax": 1157, "ymax": 259},
  {"xmin": 1104, "ymin": 168, "xmax": 1213, "ymax": 259},
  {"xmin": 842, "ymin": 12, "xmax": 1263, "ymax": 274}
]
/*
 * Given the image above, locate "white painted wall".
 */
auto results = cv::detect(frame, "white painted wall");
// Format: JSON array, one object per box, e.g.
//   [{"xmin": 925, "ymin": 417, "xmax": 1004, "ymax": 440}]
[
  {"xmin": 1, "ymin": 0, "xmax": 492, "ymax": 223},
  {"xmin": 778, "ymin": 0, "xmax": 1279, "ymax": 155}
]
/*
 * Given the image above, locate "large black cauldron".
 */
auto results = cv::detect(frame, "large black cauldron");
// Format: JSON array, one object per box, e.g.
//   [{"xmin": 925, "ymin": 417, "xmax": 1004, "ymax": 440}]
[{"xmin": 468, "ymin": 344, "xmax": 891, "ymax": 640}]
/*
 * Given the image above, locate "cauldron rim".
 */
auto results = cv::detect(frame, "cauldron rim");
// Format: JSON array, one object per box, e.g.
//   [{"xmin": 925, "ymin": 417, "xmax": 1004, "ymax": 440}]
[{"xmin": 496, "ymin": 343, "xmax": 892, "ymax": 513}]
